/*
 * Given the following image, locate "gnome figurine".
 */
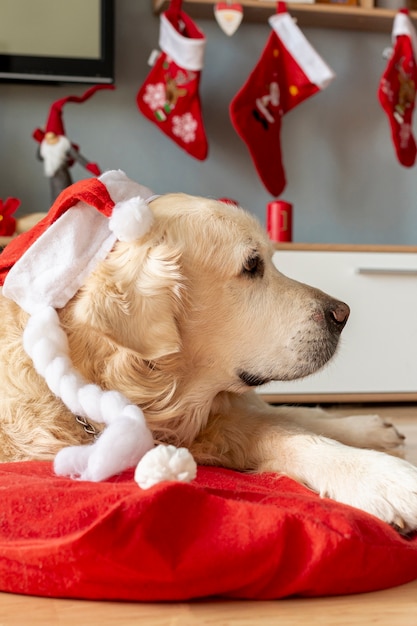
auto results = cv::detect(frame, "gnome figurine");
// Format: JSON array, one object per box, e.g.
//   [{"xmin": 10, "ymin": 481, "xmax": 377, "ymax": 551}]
[{"xmin": 33, "ymin": 84, "xmax": 115, "ymax": 203}]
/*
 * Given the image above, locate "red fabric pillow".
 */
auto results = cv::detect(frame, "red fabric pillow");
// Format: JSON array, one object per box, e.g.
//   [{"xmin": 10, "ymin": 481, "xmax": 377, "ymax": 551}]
[{"xmin": 0, "ymin": 461, "xmax": 416, "ymax": 601}]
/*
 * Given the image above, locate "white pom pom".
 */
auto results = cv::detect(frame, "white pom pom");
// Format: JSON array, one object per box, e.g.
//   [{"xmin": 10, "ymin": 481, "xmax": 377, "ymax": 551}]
[
  {"xmin": 134, "ymin": 445, "xmax": 197, "ymax": 490},
  {"xmin": 109, "ymin": 196, "xmax": 154, "ymax": 242}
]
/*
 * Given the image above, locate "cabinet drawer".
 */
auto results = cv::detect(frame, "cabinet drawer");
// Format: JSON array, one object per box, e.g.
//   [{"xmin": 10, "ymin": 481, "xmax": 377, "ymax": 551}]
[{"xmin": 259, "ymin": 249, "xmax": 417, "ymax": 401}]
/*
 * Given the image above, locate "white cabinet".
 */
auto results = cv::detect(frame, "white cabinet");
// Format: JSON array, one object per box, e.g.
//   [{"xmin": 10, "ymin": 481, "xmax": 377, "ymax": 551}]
[{"xmin": 259, "ymin": 245, "xmax": 417, "ymax": 403}]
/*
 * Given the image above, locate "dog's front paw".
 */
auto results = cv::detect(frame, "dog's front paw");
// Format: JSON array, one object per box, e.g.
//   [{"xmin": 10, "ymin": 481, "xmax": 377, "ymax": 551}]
[
  {"xmin": 320, "ymin": 445, "xmax": 417, "ymax": 532},
  {"xmin": 338, "ymin": 414, "xmax": 406, "ymax": 455}
]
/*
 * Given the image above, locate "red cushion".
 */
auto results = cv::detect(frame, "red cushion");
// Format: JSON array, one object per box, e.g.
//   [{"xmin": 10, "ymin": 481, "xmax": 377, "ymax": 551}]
[{"xmin": 0, "ymin": 461, "xmax": 416, "ymax": 601}]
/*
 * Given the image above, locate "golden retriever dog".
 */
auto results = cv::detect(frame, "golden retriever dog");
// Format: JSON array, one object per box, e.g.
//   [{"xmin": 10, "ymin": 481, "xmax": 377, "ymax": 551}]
[{"xmin": 1, "ymin": 187, "xmax": 417, "ymax": 531}]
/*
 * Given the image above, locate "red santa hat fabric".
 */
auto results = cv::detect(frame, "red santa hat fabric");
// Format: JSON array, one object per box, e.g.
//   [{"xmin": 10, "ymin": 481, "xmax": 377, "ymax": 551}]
[{"xmin": 0, "ymin": 171, "xmax": 155, "ymax": 311}]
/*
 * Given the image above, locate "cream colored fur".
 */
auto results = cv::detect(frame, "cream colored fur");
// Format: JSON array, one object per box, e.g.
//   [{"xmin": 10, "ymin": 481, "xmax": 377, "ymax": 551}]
[{"xmin": 1, "ymin": 193, "xmax": 417, "ymax": 530}]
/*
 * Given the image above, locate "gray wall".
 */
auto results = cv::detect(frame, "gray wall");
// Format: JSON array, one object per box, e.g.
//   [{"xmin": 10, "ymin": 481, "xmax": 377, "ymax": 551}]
[{"xmin": 0, "ymin": 1, "xmax": 416, "ymax": 244}]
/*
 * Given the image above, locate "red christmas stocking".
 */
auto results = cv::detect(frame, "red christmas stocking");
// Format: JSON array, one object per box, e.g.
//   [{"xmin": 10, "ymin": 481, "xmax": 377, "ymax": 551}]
[
  {"xmin": 378, "ymin": 10, "xmax": 417, "ymax": 167},
  {"xmin": 230, "ymin": 3, "xmax": 335, "ymax": 196},
  {"xmin": 137, "ymin": 0, "xmax": 208, "ymax": 160}
]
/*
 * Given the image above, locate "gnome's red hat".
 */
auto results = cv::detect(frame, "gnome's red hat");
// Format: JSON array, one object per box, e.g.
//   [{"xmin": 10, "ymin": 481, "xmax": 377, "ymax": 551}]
[
  {"xmin": 0, "ymin": 170, "xmax": 159, "ymax": 482},
  {"xmin": 33, "ymin": 84, "xmax": 115, "ymax": 143}
]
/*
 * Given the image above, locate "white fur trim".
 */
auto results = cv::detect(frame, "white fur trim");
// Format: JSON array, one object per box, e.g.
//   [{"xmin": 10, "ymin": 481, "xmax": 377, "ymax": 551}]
[
  {"xmin": 23, "ymin": 307, "xmax": 155, "ymax": 481},
  {"xmin": 268, "ymin": 13, "xmax": 335, "ymax": 90},
  {"xmin": 22, "ymin": 307, "xmax": 148, "ymax": 425},
  {"xmin": 109, "ymin": 196, "xmax": 154, "ymax": 242},
  {"xmin": 393, "ymin": 12, "xmax": 417, "ymax": 61},
  {"xmin": 99, "ymin": 169, "xmax": 154, "ymax": 205},
  {"xmin": 3, "ymin": 203, "xmax": 116, "ymax": 314},
  {"xmin": 54, "ymin": 417, "xmax": 155, "ymax": 481},
  {"xmin": 3, "ymin": 170, "xmax": 155, "ymax": 314},
  {"xmin": 134, "ymin": 445, "xmax": 197, "ymax": 489},
  {"xmin": 159, "ymin": 13, "xmax": 206, "ymax": 71}
]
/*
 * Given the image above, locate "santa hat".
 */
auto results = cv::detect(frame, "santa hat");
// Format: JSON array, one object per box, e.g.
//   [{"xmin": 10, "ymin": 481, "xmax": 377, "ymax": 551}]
[
  {"xmin": 33, "ymin": 84, "xmax": 115, "ymax": 143},
  {"xmin": 0, "ymin": 170, "xmax": 198, "ymax": 484}
]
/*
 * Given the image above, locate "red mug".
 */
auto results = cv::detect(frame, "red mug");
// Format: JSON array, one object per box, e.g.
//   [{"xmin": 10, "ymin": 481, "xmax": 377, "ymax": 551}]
[{"xmin": 266, "ymin": 200, "xmax": 293, "ymax": 242}]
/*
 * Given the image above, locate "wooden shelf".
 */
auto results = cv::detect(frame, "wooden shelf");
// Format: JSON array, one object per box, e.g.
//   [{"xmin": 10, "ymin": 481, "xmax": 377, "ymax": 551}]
[{"xmin": 152, "ymin": 0, "xmax": 417, "ymax": 32}]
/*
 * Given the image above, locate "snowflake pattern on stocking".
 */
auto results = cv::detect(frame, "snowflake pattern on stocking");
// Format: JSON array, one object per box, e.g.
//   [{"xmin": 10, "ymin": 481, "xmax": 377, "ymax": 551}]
[
  {"xmin": 172, "ymin": 113, "xmax": 198, "ymax": 144},
  {"xmin": 142, "ymin": 83, "xmax": 166, "ymax": 111},
  {"xmin": 399, "ymin": 122, "xmax": 412, "ymax": 148}
]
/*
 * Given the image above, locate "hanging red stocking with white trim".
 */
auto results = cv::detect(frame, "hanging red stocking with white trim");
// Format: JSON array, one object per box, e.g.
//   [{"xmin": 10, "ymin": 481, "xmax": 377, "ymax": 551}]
[
  {"xmin": 229, "ymin": 2, "xmax": 335, "ymax": 196},
  {"xmin": 137, "ymin": 0, "xmax": 208, "ymax": 160},
  {"xmin": 378, "ymin": 9, "xmax": 417, "ymax": 167}
]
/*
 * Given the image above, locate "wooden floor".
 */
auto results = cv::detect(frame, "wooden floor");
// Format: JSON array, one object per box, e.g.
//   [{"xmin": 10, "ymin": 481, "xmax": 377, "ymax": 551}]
[{"xmin": 2, "ymin": 404, "xmax": 417, "ymax": 626}]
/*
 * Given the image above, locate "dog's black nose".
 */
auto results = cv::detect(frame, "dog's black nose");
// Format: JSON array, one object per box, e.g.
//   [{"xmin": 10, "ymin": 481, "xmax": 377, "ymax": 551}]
[{"xmin": 325, "ymin": 300, "xmax": 350, "ymax": 334}]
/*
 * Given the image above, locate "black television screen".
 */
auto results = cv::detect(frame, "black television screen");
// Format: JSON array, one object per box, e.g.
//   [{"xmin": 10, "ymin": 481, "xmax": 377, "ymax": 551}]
[{"xmin": 0, "ymin": 0, "xmax": 114, "ymax": 83}]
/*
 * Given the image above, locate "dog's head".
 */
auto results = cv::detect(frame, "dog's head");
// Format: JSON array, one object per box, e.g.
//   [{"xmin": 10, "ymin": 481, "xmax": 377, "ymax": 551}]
[{"xmin": 71, "ymin": 193, "xmax": 349, "ymax": 394}]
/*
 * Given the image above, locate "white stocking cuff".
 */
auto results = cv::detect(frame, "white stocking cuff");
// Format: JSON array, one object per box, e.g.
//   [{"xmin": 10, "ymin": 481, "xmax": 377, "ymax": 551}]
[
  {"xmin": 269, "ymin": 13, "xmax": 335, "ymax": 90},
  {"xmin": 159, "ymin": 13, "xmax": 206, "ymax": 71}
]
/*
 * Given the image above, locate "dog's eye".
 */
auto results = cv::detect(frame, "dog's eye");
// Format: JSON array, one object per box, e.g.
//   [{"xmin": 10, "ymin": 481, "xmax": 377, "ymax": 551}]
[{"xmin": 241, "ymin": 255, "xmax": 264, "ymax": 278}]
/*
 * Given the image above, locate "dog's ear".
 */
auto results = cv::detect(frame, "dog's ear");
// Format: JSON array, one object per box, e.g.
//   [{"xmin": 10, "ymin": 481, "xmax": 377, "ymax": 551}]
[{"xmin": 76, "ymin": 241, "xmax": 184, "ymax": 360}]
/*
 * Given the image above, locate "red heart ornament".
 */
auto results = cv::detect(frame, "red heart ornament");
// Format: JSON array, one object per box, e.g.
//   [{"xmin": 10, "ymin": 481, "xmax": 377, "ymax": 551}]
[{"xmin": 214, "ymin": 3, "xmax": 243, "ymax": 36}]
